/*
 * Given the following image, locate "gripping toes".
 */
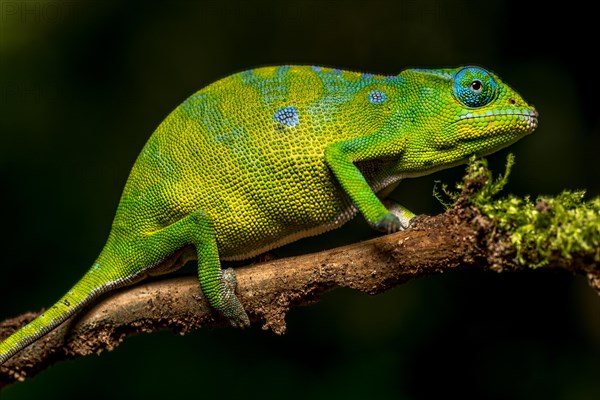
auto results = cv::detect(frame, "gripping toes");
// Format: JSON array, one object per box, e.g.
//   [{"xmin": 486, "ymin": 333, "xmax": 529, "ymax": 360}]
[
  {"xmin": 382, "ymin": 200, "xmax": 417, "ymax": 230},
  {"xmin": 372, "ymin": 213, "xmax": 402, "ymax": 234},
  {"xmin": 219, "ymin": 268, "xmax": 250, "ymax": 328}
]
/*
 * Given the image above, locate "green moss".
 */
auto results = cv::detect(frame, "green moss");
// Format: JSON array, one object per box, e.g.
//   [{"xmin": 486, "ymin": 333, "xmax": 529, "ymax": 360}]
[{"xmin": 441, "ymin": 155, "xmax": 600, "ymax": 268}]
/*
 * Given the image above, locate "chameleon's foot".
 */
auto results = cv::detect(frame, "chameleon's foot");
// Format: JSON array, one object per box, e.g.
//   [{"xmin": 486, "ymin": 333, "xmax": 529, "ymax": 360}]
[
  {"xmin": 219, "ymin": 268, "xmax": 250, "ymax": 328},
  {"xmin": 383, "ymin": 200, "xmax": 418, "ymax": 231},
  {"xmin": 372, "ymin": 213, "xmax": 402, "ymax": 234}
]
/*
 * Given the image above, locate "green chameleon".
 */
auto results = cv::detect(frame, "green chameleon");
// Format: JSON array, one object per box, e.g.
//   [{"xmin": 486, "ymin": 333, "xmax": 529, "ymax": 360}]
[{"xmin": 0, "ymin": 65, "xmax": 537, "ymax": 365}]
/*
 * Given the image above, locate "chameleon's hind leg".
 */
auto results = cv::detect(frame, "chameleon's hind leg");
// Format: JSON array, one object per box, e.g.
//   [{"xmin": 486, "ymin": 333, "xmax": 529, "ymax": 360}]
[{"xmin": 145, "ymin": 209, "xmax": 250, "ymax": 327}]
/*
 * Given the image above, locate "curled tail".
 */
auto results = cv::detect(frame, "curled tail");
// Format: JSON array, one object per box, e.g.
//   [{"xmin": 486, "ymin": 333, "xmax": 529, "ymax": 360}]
[{"xmin": 0, "ymin": 257, "xmax": 141, "ymax": 365}]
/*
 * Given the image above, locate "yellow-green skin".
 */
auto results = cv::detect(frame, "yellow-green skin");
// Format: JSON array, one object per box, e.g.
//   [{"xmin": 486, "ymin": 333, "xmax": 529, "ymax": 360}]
[{"xmin": 0, "ymin": 65, "xmax": 538, "ymax": 365}]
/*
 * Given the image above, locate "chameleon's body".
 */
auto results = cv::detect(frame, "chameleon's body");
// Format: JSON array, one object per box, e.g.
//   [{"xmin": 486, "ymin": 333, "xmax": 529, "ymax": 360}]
[{"xmin": 0, "ymin": 65, "xmax": 537, "ymax": 365}]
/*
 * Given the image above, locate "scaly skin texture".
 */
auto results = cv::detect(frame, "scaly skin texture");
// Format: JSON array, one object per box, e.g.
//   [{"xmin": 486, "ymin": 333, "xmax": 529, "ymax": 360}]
[{"xmin": 0, "ymin": 65, "xmax": 538, "ymax": 365}]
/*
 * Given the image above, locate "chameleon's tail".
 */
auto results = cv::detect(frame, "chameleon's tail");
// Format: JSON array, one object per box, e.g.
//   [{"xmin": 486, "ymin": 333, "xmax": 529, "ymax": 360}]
[{"xmin": 0, "ymin": 256, "xmax": 139, "ymax": 365}]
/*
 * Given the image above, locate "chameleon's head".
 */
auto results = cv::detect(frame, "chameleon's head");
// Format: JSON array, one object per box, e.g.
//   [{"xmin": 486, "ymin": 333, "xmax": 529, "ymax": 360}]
[{"xmin": 398, "ymin": 66, "xmax": 537, "ymax": 167}]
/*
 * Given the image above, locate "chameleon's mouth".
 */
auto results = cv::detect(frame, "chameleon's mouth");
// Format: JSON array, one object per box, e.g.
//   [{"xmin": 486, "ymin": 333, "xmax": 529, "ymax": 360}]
[{"xmin": 456, "ymin": 108, "xmax": 539, "ymax": 133}]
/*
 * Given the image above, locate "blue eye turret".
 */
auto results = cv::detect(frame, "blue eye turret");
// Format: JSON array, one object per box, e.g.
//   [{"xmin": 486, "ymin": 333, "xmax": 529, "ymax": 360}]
[{"xmin": 453, "ymin": 67, "xmax": 498, "ymax": 108}]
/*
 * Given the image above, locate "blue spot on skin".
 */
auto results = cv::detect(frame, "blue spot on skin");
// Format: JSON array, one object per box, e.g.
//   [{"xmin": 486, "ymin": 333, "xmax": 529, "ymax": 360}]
[
  {"xmin": 310, "ymin": 66, "xmax": 322, "ymax": 73},
  {"xmin": 274, "ymin": 106, "xmax": 300, "ymax": 127},
  {"xmin": 368, "ymin": 90, "xmax": 387, "ymax": 105}
]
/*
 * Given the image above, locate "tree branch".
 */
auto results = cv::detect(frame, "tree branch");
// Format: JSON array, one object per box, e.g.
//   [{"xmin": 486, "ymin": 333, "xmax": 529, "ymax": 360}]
[{"xmin": 1, "ymin": 158, "xmax": 599, "ymax": 387}]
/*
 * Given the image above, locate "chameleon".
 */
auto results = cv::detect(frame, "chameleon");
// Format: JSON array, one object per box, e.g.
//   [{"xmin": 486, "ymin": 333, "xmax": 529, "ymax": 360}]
[{"xmin": 0, "ymin": 65, "xmax": 538, "ymax": 365}]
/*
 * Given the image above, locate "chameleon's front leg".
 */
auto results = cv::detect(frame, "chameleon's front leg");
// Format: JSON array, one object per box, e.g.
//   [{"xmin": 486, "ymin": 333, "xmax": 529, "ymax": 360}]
[
  {"xmin": 146, "ymin": 210, "xmax": 250, "ymax": 327},
  {"xmin": 324, "ymin": 134, "xmax": 412, "ymax": 233}
]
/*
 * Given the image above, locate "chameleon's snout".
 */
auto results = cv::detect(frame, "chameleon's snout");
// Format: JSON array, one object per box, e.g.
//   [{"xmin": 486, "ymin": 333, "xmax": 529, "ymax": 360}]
[
  {"xmin": 517, "ymin": 106, "xmax": 538, "ymax": 134},
  {"xmin": 528, "ymin": 107, "xmax": 539, "ymax": 133}
]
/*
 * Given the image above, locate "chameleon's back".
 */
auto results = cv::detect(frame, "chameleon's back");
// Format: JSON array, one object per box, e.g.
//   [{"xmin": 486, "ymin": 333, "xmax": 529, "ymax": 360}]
[{"xmin": 113, "ymin": 66, "xmax": 404, "ymax": 260}]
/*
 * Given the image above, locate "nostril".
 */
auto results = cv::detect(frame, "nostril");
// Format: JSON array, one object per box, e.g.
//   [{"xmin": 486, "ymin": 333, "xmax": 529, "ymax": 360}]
[{"xmin": 509, "ymin": 98, "xmax": 516, "ymax": 105}]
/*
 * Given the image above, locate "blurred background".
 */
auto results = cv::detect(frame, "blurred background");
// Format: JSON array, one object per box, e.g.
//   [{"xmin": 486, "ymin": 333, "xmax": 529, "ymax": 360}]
[{"xmin": 0, "ymin": 0, "xmax": 598, "ymax": 398}]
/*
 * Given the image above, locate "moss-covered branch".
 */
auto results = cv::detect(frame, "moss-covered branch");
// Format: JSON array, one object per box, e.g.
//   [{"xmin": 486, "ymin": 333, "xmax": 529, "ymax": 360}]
[
  {"xmin": 1, "ymin": 156, "xmax": 598, "ymax": 387},
  {"xmin": 447, "ymin": 155, "xmax": 600, "ymax": 275}
]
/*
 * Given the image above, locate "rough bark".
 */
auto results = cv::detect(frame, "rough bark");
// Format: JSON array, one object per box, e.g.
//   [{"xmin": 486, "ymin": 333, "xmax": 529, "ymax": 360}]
[{"xmin": 0, "ymin": 204, "xmax": 598, "ymax": 387}]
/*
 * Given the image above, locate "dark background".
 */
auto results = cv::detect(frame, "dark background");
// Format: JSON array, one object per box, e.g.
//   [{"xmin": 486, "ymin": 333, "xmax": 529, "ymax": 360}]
[{"xmin": 1, "ymin": 0, "xmax": 599, "ymax": 399}]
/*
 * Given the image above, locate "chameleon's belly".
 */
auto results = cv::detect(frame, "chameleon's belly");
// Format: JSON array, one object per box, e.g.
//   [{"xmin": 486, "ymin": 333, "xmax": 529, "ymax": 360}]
[
  {"xmin": 151, "ymin": 158, "xmax": 356, "ymax": 260},
  {"xmin": 210, "ymin": 157, "xmax": 356, "ymax": 260}
]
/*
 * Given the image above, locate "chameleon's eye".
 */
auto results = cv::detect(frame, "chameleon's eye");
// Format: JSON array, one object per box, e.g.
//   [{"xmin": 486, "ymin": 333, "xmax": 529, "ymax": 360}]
[{"xmin": 453, "ymin": 67, "xmax": 497, "ymax": 108}]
